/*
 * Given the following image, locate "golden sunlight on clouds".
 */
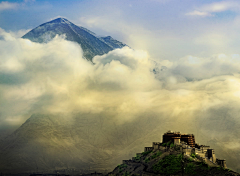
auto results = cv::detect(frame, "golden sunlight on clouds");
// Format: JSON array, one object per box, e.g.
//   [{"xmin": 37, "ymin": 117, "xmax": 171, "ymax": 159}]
[
  {"xmin": 2, "ymin": 28, "xmax": 240, "ymax": 170},
  {"xmin": 1, "ymin": 29, "xmax": 240, "ymax": 148}
]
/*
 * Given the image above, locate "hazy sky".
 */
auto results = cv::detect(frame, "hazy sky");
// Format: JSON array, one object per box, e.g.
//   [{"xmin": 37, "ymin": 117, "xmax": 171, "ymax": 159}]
[{"xmin": 1, "ymin": 0, "xmax": 240, "ymax": 60}]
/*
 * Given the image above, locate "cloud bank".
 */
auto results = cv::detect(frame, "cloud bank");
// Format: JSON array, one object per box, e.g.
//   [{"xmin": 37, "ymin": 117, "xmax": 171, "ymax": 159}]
[
  {"xmin": 1, "ymin": 29, "xmax": 240, "ymax": 170},
  {"xmin": 186, "ymin": 0, "xmax": 240, "ymax": 17}
]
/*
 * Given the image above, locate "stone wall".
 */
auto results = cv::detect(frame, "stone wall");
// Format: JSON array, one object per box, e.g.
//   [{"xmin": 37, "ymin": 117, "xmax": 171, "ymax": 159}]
[
  {"xmin": 152, "ymin": 142, "xmax": 161, "ymax": 150},
  {"xmin": 144, "ymin": 147, "xmax": 153, "ymax": 152},
  {"xmin": 207, "ymin": 149, "xmax": 216, "ymax": 163},
  {"xmin": 216, "ymin": 159, "xmax": 227, "ymax": 169}
]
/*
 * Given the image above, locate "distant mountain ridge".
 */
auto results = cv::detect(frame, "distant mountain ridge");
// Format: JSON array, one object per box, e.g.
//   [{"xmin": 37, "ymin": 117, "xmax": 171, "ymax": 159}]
[
  {"xmin": 0, "ymin": 113, "xmax": 159, "ymax": 174},
  {"xmin": 22, "ymin": 18, "xmax": 127, "ymax": 61}
]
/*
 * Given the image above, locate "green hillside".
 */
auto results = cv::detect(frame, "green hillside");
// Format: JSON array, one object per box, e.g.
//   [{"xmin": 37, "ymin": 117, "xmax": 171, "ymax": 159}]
[{"xmin": 107, "ymin": 142, "xmax": 240, "ymax": 176}]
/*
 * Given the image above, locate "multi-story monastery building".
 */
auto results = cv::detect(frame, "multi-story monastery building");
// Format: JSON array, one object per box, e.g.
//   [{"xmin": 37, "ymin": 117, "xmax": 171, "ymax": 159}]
[{"xmin": 144, "ymin": 130, "xmax": 227, "ymax": 169}]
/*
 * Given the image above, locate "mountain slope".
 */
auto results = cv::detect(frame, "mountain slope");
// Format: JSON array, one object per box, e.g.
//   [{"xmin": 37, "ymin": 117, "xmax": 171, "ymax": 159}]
[
  {"xmin": 2, "ymin": 113, "xmax": 240, "ymax": 174},
  {"xmin": 0, "ymin": 113, "xmax": 164, "ymax": 174},
  {"xmin": 99, "ymin": 36, "xmax": 127, "ymax": 49},
  {"xmin": 22, "ymin": 18, "xmax": 127, "ymax": 61},
  {"xmin": 0, "ymin": 114, "xmax": 91, "ymax": 173}
]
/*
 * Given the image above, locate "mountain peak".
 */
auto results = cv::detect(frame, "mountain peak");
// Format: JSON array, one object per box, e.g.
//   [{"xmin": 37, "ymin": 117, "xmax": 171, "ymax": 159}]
[
  {"xmin": 22, "ymin": 18, "xmax": 127, "ymax": 61},
  {"xmin": 49, "ymin": 17, "xmax": 69, "ymax": 23},
  {"xmin": 39, "ymin": 18, "xmax": 71, "ymax": 26},
  {"xmin": 55, "ymin": 17, "xmax": 68, "ymax": 21}
]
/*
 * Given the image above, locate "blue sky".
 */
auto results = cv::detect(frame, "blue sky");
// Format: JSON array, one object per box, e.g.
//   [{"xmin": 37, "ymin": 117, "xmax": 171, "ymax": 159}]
[{"xmin": 1, "ymin": 0, "xmax": 240, "ymax": 60}]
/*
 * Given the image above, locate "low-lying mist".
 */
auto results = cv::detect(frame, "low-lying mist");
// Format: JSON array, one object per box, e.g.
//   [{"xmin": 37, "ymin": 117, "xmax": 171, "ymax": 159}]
[{"xmin": 1, "ymin": 29, "xmax": 240, "ymax": 171}]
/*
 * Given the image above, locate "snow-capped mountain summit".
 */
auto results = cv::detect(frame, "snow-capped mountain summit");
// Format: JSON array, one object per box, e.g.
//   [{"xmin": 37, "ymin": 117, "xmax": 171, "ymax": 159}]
[{"xmin": 22, "ymin": 18, "xmax": 127, "ymax": 61}]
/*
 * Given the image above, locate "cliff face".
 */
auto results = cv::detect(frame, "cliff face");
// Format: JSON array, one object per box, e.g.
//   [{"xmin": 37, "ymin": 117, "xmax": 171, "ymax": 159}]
[{"xmin": 108, "ymin": 142, "xmax": 240, "ymax": 176}]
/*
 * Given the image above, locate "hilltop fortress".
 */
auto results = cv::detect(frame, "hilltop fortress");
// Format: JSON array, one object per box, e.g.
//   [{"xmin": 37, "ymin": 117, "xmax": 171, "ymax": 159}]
[
  {"xmin": 108, "ymin": 130, "xmax": 240, "ymax": 175},
  {"xmin": 143, "ymin": 130, "xmax": 227, "ymax": 169}
]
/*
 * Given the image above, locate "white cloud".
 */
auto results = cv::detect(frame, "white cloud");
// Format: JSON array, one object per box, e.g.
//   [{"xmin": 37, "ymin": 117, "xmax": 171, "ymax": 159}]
[
  {"xmin": 186, "ymin": 1, "xmax": 240, "ymax": 17},
  {"xmin": 0, "ymin": 1, "xmax": 18, "ymax": 11},
  {"xmin": 2, "ymin": 30, "xmax": 240, "ymax": 126},
  {"xmin": 24, "ymin": 0, "xmax": 35, "ymax": 2},
  {"xmin": 1, "ymin": 29, "xmax": 240, "ymax": 170},
  {"xmin": 186, "ymin": 10, "xmax": 212, "ymax": 17},
  {"xmin": 0, "ymin": 31, "xmax": 240, "ymax": 125},
  {"xmin": 202, "ymin": 1, "xmax": 240, "ymax": 13},
  {"xmin": 13, "ymin": 29, "xmax": 31, "ymax": 38},
  {"xmin": 0, "ymin": 0, "xmax": 36, "ymax": 11},
  {"xmin": 146, "ymin": 0, "xmax": 171, "ymax": 3}
]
